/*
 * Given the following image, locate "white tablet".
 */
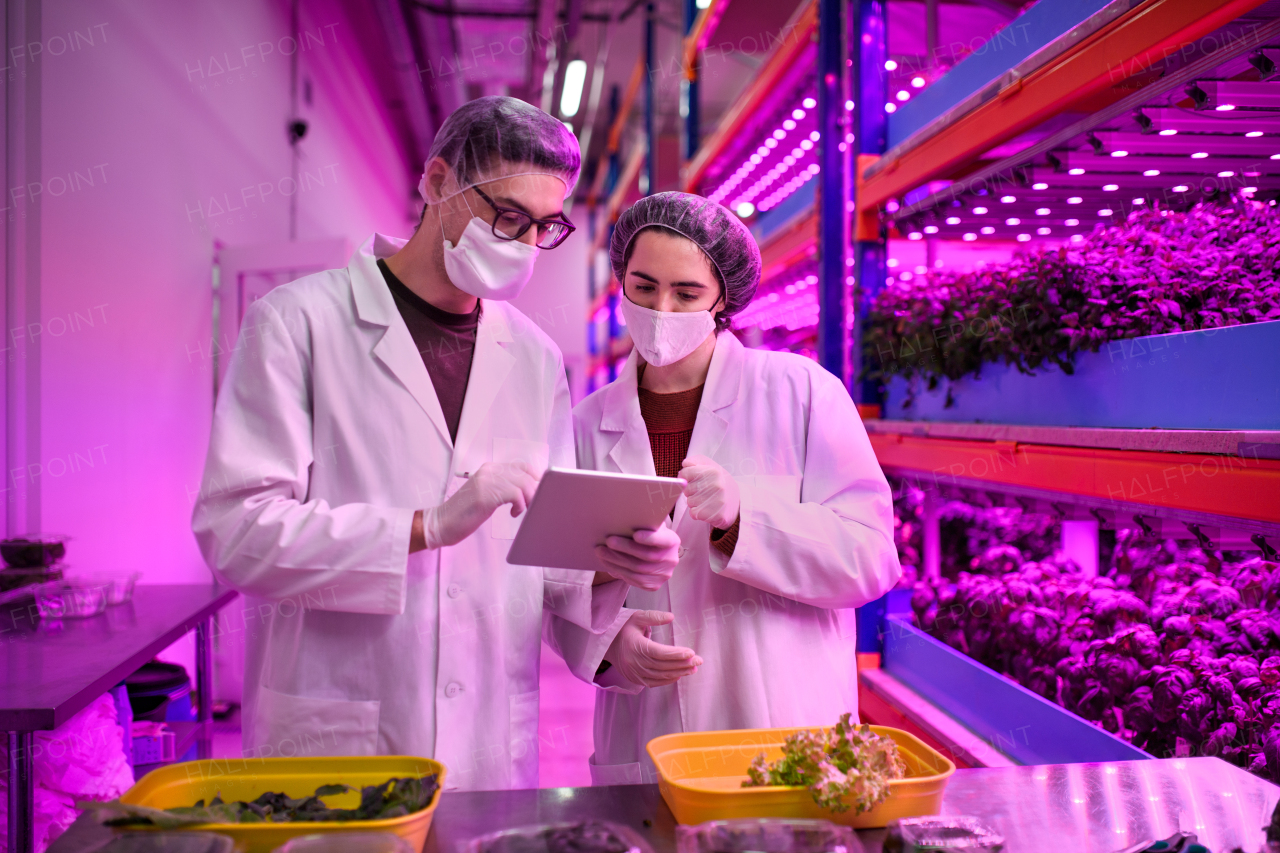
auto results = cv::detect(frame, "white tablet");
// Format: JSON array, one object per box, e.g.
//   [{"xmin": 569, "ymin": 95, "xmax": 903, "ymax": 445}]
[{"xmin": 505, "ymin": 467, "xmax": 685, "ymax": 572}]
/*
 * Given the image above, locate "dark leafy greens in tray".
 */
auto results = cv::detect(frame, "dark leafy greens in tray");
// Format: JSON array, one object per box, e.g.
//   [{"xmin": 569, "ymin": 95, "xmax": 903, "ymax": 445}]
[
  {"xmin": 81, "ymin": 775, "xmax": 439, "ymax": 827},
  {"xmin": 743, "ymin": 713, "xmax": 907, "ymax": 814}
]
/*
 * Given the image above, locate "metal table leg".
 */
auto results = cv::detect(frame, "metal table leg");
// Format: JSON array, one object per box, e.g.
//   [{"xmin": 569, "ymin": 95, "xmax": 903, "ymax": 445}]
[
  {"xmin": 7, "ymin": 731, "xmax": 33, "ymax": 853},
  {"xmin": 195, "ymin": 617, "xmax": 213, "ymax": 760}
]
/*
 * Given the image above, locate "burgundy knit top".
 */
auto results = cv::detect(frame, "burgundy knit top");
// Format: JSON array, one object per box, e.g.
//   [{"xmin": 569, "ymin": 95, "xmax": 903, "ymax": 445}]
[{"xmin": 637, "ymin": 384, "xmax": 739, "ymax": 557}]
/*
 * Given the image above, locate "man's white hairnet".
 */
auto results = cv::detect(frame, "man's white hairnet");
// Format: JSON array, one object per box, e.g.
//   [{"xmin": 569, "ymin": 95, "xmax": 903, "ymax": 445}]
[
  {"xmin": 611, "ymin": 192, "xmax": 762, "ymax": 332},
  {"xmin": 418, "ymin": 96, "xmax": 581, "ymax": 203}
]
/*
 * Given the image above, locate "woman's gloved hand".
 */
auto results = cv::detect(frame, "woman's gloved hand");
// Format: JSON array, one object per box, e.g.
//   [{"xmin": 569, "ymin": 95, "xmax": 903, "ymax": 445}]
[
  {"xmin": 603, "ymin": 610, "xmax": 703, "ymax": 688},
  {"xmin": 680, "ymin": 454, "xmax": 740, "ymax": 530},
  {"xmin": 422, "ymin": 461, "xmax": 540, "ymax": 548},
  {"xmin": 595, "ymin": 525, "xmax": 681, "ymax": 590}
]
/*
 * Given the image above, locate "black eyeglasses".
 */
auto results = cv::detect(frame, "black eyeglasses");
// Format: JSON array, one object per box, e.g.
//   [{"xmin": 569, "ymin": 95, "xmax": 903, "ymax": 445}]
[{"xmin": 471, "ymin": 185, "xmax": 575, "ymax": 249}]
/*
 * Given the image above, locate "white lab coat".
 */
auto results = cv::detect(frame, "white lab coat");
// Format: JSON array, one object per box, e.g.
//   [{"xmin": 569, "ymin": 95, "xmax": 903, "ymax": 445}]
[
  {"xmin": 193, "ymin": 234, "xmax": 626, "ymax": 791},
  {"xmin": 546, "ymin": 332, "xmax": 901, "ymax": 785}
]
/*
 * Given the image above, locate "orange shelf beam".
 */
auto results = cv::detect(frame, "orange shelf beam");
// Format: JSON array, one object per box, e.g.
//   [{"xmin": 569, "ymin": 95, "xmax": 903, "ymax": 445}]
[
  {"xmin": 857, "ymin": 0, "xmax": 1271, "ymax": 210},
  {"xmin": 868, "ymin": 433, "xmax": 1280, "ymax": 525}
]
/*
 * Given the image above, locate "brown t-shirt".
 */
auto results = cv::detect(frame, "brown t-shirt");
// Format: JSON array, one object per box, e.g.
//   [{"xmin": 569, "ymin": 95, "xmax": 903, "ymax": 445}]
[
  {"xmin": 637, "ymin": 383, "xmax": 739, "ymax": 557},
  {"xmin": 378, "ymin": 259, "xmax": 480, "ymax": 444}
]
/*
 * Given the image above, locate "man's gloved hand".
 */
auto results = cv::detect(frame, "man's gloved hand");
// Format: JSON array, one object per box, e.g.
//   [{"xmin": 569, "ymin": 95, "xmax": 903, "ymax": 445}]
[
  {"xmin": 595, "ymin": 525, "xmax": 681, "ymax": 591},
  {"xmin": 422, "ymin": 461, "xmax": 540, "ymax": 548},
  {"xmin": 680, "ymin": 454, "xmax": 740, "ymax": 530},
  {"xmin": 603, "ymin": 610, "xmax": 702, "ymax": 688}
]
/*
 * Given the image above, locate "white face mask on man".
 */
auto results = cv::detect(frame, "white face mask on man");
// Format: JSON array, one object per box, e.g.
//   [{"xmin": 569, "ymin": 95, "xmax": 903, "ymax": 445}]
[
  {"xmin": 619, "ymin": 294, "xmax": 718, "ymax": 367},
  {"xmin": 440, "ymin": 194, "xmax": 539, "ymax": 302}
]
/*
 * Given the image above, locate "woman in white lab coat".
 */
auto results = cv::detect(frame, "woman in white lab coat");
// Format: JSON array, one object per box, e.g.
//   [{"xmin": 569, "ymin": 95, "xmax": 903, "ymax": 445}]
[{"xmin": 547, "ymin": 192, "xmax": 902, "ymax": 785}]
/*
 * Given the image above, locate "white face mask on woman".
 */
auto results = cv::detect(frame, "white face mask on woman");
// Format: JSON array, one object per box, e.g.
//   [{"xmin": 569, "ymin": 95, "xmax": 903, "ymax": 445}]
[
  {"xmin": 441, "ymin": 197, "xmax": 539, "ymax": 301},
  {"xmin": 619, "ymin": 294, "xmax": 717, "ymax": 367}
]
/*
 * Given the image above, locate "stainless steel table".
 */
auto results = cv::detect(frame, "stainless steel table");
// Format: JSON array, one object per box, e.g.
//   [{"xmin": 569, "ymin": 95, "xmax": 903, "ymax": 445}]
[
  {"xmin": 46, "ymin": 756, "xmax": 1280, "ymax": 853},
  {"xmin": 421, "ymin": 757, "xmax": 1280, "ymax": 853},
  {"xmin": 1, "ymin": 584, "xmax": 238, "ymax": 853}
]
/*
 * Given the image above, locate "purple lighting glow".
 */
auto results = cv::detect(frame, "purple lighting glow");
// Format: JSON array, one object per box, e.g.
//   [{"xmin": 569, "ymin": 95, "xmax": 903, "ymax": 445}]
[{"xmin": 707, "ymin": 90, "xmax": 823, "ymax": 212}]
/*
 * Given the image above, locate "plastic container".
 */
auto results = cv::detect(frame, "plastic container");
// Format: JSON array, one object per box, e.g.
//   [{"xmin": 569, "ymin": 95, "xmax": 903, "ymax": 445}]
[
  {"xmin": 96, "ymin": 833, "xmax": 235, "ymax": 853},
  {"xmin": 119, "ymin": 756, "xmax": 446, "ymax": 853},
  {"xmin": 676, "ymin": 818, "xmax": 859, "ymax": 853},
  {"xmin": 646, "ymin": 725, "xmax": 955, "ymax": 829},
  {"xmin": 0, "ymin": 564, "xmax": 63, "ymax": 593},
  {"xmin": 71, "ymin": 571, "xmax": 141, "ymax": 605},
  {"xmin": 278, "ymin": 833, "xmax": 415, "ymax": 853},
  {"xmin": 883, "ymin": 817, "xmax": 1004, "ymax": 853},
  {"xmin": 462, "ymin": 821, "xmax": 653, "ymax": 853},
  {"xmin": 1, "ymin": 534, "xmax": 69, "ymax": 568},
  {"xmin": 34, "ymin": 578, "xmax": 108, "ymax": 619},
  {"xmin": 126, "ymin": 662, "xmax": 192, "ymax": 722}
]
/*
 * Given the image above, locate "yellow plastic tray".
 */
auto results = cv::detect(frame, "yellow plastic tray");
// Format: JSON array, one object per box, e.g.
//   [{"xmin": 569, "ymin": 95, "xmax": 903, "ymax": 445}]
[
  {"xmin": 646, "ymin": 725, "xmax": 954, "ymax": 829},
  {"xmin": 119, "ymin": 756, "xmax": 446, "ymax": 853}
]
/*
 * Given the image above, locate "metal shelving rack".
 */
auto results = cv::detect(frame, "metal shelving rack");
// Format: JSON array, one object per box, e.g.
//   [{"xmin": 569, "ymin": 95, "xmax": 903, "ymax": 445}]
[
  {"xmin": 682, "ymin": 0, "xmax": 1280, "ymax": 770},
  {"xmin": 846, "ymin": 0, "xmax": 1280, "ymax": 769}
]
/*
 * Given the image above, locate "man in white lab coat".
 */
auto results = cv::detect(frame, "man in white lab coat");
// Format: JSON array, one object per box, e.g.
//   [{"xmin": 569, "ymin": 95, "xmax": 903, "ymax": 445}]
[{"xmin": 193, "ymin": 97, "xmax": 679, "ymax": 790}]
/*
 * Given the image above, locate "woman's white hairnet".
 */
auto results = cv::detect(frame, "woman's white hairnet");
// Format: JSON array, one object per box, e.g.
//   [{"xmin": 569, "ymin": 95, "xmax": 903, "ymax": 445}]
[
  {"xmin": 611, "ymin": 192, "xmax": 762, "ymax": 332},
  {"xmin": 418, "ymin": 96, "xmax": 581, "ymax": 203}
]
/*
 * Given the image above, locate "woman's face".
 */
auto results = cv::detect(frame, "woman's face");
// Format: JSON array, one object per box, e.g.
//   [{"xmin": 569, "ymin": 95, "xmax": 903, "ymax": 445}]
[{"xmin": 623, "ymin": 229, "xmax": 725, "ymax": 315}]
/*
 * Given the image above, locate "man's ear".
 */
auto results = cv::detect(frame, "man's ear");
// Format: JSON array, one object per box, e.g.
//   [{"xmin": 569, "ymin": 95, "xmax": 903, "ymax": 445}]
[{"xmin": 422, "ymin": 157, "xmax": 455, "ymax": 205}]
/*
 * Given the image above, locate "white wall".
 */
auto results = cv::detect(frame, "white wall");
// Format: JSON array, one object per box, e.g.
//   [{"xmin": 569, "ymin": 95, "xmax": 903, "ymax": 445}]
[{"xmin": 34, "ymin": 0, "xmax": 415, "ymax": 585}]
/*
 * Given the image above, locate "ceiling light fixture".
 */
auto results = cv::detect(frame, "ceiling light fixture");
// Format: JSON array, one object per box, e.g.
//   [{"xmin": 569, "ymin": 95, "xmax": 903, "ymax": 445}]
[{"xmin": 559, "ymin": 59, "xmax": 588, "ymax": 117}]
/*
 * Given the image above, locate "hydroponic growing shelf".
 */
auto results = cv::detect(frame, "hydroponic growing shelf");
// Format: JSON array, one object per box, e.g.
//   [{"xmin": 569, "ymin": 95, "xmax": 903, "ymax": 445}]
[{"xmin": 676, "ymin": 0, "xmax": 1280, "ymax": 777}]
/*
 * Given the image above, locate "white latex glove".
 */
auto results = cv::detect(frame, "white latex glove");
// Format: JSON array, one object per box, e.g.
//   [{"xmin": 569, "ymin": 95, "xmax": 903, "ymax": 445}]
[
  {"xmin": 422, "ymin": 461, "xmax": 540, "ymax": 548},
  {"xmin": 603, "ymin": 610, "xmax": 703, "ymax": 688},
  {"xmin": 594, "ymin": 525, "xmax": 681, "ymax": 591},
  {"xmin": 680, "ymin": 454, "xmax": 740, "ymax": 530}
]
